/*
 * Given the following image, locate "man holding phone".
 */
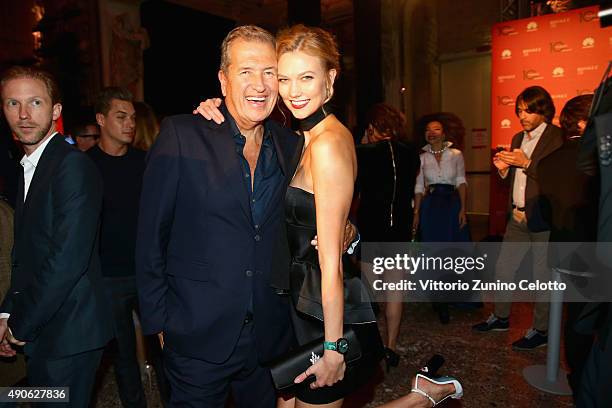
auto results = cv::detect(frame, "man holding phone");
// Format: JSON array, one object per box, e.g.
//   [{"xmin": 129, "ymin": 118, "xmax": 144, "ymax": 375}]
[{"xmin": 473, "ymin": 86, "xmax": 563, "ymax": 350}]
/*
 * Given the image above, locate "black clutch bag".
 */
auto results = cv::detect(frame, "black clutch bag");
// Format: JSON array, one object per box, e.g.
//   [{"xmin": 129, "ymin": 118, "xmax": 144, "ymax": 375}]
[{"xmin": 267, "ymin": 328, "xmax": 362, "ymax": 392}]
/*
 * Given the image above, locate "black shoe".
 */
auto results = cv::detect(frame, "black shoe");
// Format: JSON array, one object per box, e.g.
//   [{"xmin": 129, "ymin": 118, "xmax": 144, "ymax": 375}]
[
  {"xmin": 512, "ymin": 329, "xmax": 547, "ymax": 350},
  {"xmin": 472, "ymin": 313, "xmax": 509, "ymax": 332},
  {"xmin": 434, "ymin": 303, "xmax": 450, "ymax": 325},
  {"xmin": 438, "ymin": 308, "xmax": 450, "ymax": 325},
  {"xmin": 450, "ymin": 301, "xmax": 484, "ymax": 310},
  {"xmin": 384, "ymin": 347, "xmax": 400, "ymax": 372}
]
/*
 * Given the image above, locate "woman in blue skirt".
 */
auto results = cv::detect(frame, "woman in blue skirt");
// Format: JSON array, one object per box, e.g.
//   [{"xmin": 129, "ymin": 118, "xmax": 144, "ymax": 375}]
[{"xmin": 412, "ymin": 113, "xmax": 470, "ymax": 323}]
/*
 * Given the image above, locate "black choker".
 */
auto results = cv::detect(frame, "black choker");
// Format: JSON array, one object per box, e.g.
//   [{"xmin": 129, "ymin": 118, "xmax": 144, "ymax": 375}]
[{"xmin": 299, "ymin": 103, "xmax": 332, "ymax": 131}]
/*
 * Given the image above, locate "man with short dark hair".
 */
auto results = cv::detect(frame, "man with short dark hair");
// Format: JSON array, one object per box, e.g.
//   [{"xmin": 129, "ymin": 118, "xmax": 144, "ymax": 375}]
[
  {"xmin": 473, "ymin": 86, "xmax": 563, "ymax": 350},
  {"xmin": 88, "ymin": 86, "xmax": 151, "ymax": 408},
  {"xmin": 0, "ymin": 65, "xmax": 112, "ymax": 405},
  {"xmin": 72, "ymin": 122, "xmax": 100, "ymax": 152}
]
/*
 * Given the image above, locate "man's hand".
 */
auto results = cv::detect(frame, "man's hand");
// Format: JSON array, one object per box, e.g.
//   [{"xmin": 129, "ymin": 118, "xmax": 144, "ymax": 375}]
[
  {"xmin": 158, "ymin": 331, "xmax": 164, "ymax": 349},
  {"xmin": 0, "ymin": 318, "xmax": 17, "ymax": 357},
  {"xmin": 6, "ymin": 330, "xmax": 24, "ymax": 347},
  {"xmin": 342, "ymin": 221, "xmax": 357, "ymax": 253},
  {"xmin": 193, "ymin": 98, "xmax": 224, "ymax": 124},
  {"xmin": 310, "ymin": 220, "xmax": 357, "ymax": 253},
  {"xmin": 493, "ymin": 153, "xmax": 511, "ymax": 171},
  {"xmin": 496, "ymin": 149, "xmax": 530, "ymax": 169}
]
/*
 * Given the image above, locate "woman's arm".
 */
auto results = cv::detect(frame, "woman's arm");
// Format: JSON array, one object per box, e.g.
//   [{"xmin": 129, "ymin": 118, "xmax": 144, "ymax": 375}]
[
  {"xmin": 303, "ymin": 130, "xmax": 355, "ymax": 388},
  {"xmin": 455, "ymin": 152, "xmax": 467, "ymax": 228},
  {"xmin": 413, "ymin": 159, "xmax": 425, "ymax": 232}
]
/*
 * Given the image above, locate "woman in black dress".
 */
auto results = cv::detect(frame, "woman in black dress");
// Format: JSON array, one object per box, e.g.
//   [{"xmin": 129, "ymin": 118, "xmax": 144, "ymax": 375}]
[
  {"xmin": 274, "ymin": 24, "xmax": 383, "ymax": 407},
  {"xmin": 355, "ymin": 103, "xmax": 420, "ymax": 371}
]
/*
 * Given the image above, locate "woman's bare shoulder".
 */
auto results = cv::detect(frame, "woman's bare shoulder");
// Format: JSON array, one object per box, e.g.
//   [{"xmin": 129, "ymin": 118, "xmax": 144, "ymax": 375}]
[{"xmin": 312, "ymin": 119, "xmax": 353, "ymax": 151}]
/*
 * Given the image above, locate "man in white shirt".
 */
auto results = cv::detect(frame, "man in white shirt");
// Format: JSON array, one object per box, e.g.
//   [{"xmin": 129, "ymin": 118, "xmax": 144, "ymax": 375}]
[
  {"xmin": 473, "ymin": 86, "xmax": 563, "ymax": 350},
  {"xmin": 0, "ymin": 66, "xmax": 111, "ymax": 404}
]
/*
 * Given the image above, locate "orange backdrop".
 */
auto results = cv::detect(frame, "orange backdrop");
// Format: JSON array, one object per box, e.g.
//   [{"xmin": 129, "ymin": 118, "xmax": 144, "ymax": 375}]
[{"xmin": 488, "ymin": 5, "xmax": 612, "ymax": 235}]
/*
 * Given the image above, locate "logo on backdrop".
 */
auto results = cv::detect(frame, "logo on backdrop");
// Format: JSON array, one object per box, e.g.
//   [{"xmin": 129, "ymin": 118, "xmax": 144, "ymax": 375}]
[
  {"xmin": 523, "ymin": 69, "xmax": 543, "ymax": 80},
  {"xmin": 497, "ymin": 25, "xmax": 518, "ymax": 36},
  {"xmin": 577, "ymin": 65, "xmax": 599, "ymax": 75},
  {"xmin": 582, "ymin": 37, "xmax": 595, "ymax": 49},
  {"xmin": 501, "ymin": 119, "xmax": 512, "ymax": 129},
  {"xmin": 550, "ymin": 41, "xmax": 572, "ymax": 53},
  {"xmin": 526, "ymin": 21, "xmax": 538, "ymax": 32},
  {"xmin": 552, "ymin": 67, "xmax": 565, "ymax": 78},
  {"xmin": 522, "ymin": 47, "xmax": 542, "ymax": 57},
  {"xmin": 549, "ymin": 17, "xmax": 570, "ymax": 28},
  {"xmin": 551, "ymin": 93, "xmax": 568, "ymax": 100},
  {"xmin": 497, "ymin": 74, "xmax": 516, "ymax": 83},
  {"xmin": 501, "ymin": 49, "xmax": 512, "ymax": 59},
  {"xmin": 579, "ymin": 10, "xmax": 598, "ymax": 23},
  {"xmin": 497, "ymin": 96, "xmax": 514, "ymax": 106}
]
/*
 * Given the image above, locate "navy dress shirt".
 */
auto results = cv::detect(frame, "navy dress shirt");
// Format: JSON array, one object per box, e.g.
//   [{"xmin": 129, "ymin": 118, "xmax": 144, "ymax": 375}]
[{"xmin": 227, "ymin": 115, "xmax": 284, "ymax": 229}]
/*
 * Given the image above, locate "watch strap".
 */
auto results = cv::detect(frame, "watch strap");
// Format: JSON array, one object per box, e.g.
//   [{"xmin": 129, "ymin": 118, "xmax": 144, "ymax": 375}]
[{"xmin": 323, "ymin": 341, "xmax": 337, "ymax": 351}]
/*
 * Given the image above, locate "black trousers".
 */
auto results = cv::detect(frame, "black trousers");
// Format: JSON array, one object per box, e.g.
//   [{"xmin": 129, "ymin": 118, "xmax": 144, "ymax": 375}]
[
  {"xmin": 26, "ymin": 347, "xmax": 104, "ymax": 407},
  {"xmin": 104, "ymin": 276, "xmax": 169, "ymax": 407},
  {"xmin": 564, "ymin": 302, "xmax": 594, "ymax": 395},
  {"xmin": 163, "ymin": 321, "xmax": 276, "ymax": 408},
  {"xmin": 576, "ymin": 336, "xmax": 612, "ymax": 407}
]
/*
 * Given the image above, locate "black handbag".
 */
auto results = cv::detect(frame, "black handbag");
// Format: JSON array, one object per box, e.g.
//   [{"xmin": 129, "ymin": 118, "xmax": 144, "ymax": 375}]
[{"xmin": 267, "ymin": 327, "xmax": 362, "ymax": 392}]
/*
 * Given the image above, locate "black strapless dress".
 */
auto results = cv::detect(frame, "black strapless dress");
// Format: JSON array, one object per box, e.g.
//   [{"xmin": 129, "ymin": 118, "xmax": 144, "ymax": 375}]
[{"xmin": 285, "ymin": 186, "xmax": 384, "ymax": 404}]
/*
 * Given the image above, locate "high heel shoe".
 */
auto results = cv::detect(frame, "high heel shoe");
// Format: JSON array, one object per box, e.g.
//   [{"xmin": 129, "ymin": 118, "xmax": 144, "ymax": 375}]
[
  {"xmin": 411, "ymin": 373, "xmax": 463, "ymax": 407},
  {"xmin": 384, "ymin": 347, "xmax": 400, "ymax": 372}
]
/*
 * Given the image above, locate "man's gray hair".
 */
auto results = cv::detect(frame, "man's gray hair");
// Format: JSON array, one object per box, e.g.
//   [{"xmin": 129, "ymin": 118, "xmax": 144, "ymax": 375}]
[{"xmin": 219, "ymin": 25, "xmax": 276, "ymax": 72}]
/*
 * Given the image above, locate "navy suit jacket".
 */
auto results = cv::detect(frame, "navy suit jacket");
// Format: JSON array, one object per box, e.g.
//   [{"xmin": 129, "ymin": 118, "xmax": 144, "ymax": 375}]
[
  {"xmin": 0, "ymin": 134, "xmax": 112, "ymax": 358},
  {"xmin": 136, "ymin": 113, "xmax": 302, "ymax": 363}
]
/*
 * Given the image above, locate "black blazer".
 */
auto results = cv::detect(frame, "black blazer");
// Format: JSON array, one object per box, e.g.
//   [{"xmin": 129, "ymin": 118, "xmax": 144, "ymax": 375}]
[
  {"xmin": 0, "ymin": 134, "xmax": 112, "ymax": 358},
  {"xmin": 136, "ymin": 111, "xmax": 302, "ymax": 363},
  {"xmin": 505, "ymin": 123, "xmax": 563, "ymax": 232}
]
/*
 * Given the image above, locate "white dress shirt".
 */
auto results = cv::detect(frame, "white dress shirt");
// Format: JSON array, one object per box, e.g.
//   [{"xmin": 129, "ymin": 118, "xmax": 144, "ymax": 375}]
[
  {"xmin": 1, "ymin": 133, "xmax": 57, "ymax": 321},
  {"xmin": 512, "ymin": 122, "xmax": 546, "ymax": 208},
  {"xmin": 415, "ymin": 142, "xmax": 467, "ymax": 194},
  {"xmin": 20, "ymin": 132, "xmax": 57, "ymax": 202}
]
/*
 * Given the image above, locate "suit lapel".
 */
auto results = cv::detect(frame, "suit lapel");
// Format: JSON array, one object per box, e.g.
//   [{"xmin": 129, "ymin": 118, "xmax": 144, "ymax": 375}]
[
  {"xmin": 509, "ymin": 132, "xmax": 524, "ymax": 189},
  {"xmin": 530, "ymin": 124, "xmax": 562, "ymax": 163},
  {"xmin": 14, "ymin": 165, "xmax": 24, "ymax": 231},
  {"xmin": 270, "ymin": 125, "xmax": 303, "ymax": 181},
  {"xmin": 205, "ymin": 119, "xmax": 252, "ymax": 222},
  {"xmin": 21, "ymin": 135, "xmax": 61, "ymax": 220},
  {"xmin": 259, "ymin": 124, "xmax": 303, "ymax": 228}
]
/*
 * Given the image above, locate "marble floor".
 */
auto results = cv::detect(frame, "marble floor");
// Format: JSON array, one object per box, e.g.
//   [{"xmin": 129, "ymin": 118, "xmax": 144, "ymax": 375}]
[{"xmin": 91, "ymin": 302, "xmax": 575, "ymax": 408}]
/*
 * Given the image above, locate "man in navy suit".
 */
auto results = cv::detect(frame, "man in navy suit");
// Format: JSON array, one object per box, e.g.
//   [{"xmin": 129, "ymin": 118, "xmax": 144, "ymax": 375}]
[
  {"xmin": 0, "ymin": 66, "xmax": 112, "ymax": 406},
  {"xmin": 136, "ymin": 26, "xmax": 302, "ymax": 407}
]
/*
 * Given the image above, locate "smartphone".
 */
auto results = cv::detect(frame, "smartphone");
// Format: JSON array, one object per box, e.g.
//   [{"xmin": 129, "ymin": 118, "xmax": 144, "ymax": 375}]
[{"xmin": 495, "ymin": 145, "xmax": 509, "ymax": 153}]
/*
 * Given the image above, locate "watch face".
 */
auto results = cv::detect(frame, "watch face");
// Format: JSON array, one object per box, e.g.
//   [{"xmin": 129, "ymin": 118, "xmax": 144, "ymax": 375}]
[{"xmin": 337, "ymin": 338, "xmax": 349, "ymax": 354}]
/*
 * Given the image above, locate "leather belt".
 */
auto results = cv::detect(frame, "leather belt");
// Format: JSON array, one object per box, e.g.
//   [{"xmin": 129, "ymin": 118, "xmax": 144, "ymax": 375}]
[
  {"xmin": 512, "ymin": 205, "xmax": 526, "ymax": 212},
  {"xmin": 244, "ymin": 312, "xmax": 254, "ymax": 325}
]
